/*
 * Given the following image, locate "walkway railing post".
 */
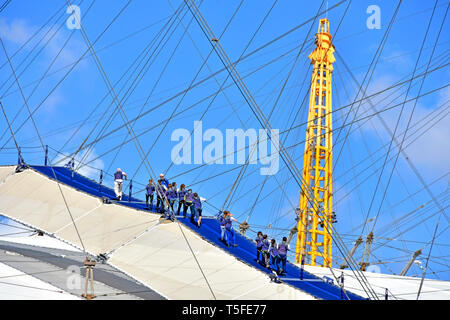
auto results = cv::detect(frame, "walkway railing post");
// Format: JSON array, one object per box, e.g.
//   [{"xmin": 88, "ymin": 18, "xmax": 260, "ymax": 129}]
[
  {"xmin": 99, "ymin": 170, "xmax": 103, "ymax": 192},
  {"xmin": 17, "ymin": 147, "xmax": 21, "ymax": 165},
  {"xmin": 300, "ymin": 256, "xmax": 305, "ymax": 280},
  {"xmin": 44, "ymin": 145, "xmax": 48, "ymax": 166},
  {"xmin": 385, "ymin": 288, "xmax": 388, "ymax": 300},
  {"xmin": 340, "ymin": 272, "xmax": 344, "ymax": 300},
  {"xmin": 128, "ymin": 179, "xmax": 132, "ymax": 202}
]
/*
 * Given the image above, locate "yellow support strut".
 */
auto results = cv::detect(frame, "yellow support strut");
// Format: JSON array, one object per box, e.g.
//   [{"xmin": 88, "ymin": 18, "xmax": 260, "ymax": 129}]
[{"xmin": 295, "ymin": 19, "xmax": 335, "ymax": 268}]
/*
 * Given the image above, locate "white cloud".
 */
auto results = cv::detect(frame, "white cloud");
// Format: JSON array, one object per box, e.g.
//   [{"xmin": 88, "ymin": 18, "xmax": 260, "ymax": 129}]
[
  {"xmin": 360, "ymin": 76, "xmax": 450, "ymax": 174},
  {"xmin": 0, "ymin": 18, "xmax": 35, "ymax": 45},
  {"xmin": 53, "ymin": 148, "xmax": 104, "ymax": 180},
  {"xmin": 0, "ymin": 17, "xmax": 87, "ymax": 71}
]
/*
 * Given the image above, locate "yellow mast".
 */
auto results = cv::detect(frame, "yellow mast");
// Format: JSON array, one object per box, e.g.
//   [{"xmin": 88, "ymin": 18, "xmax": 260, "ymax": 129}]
[{"xmin": 295, "ymin": 19, "xmax": 335, "ymax": 267}]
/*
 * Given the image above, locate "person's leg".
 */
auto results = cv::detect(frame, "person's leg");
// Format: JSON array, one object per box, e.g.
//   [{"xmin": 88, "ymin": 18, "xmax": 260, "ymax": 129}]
[
  {"xmin": 190, "ymin": 205, "xmax": 195, "ymax": 222},
  {"xmin": 197, "ymin": 209, "xmax": 202, "ymax": 227},
  {"xmin": 220, "ymin": 226, "xmax": 225, "ymax": 241},
  {"xmin": 183, "ymin": 203, "xmax": 188, "ymax": 217},
  {"xmin": 145, "ymin": 194, "xmax": 149, "ymax": 208},
  {"xmin": 118, "ymin": 181, "xmax": 123, "ymax": 200},
  {"xmin": 114, "ymin": 181, "xmax": 120, "ymax": 199},
  {"xmin": 149, "ymin": 195, "xmax": 153, "ymax": 210},
  {"xmin": 177, "ymin": 200, "xmax": 182, "ymax": 215},
  {"xmin": 256, "ymin": 248, "xmax": 261, "ymax": 262},
  {"xmin": 229, "ymin": 228, "xmax": 236, "ymax": 246},
  {"xmin": 156, "ymin": 197, "xmax": 161, "ymax": 212}
]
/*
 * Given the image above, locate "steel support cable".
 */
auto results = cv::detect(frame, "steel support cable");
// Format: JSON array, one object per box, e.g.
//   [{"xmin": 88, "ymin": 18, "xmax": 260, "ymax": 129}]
[
  {"xmin": 334, "ymin": 102, "xmax": 450, "ymax": 207},
  {"xmin": 167, "ymin": 79, "xmax": 449, "ymax": 190},
  {"xmin": 333, "ymin": 81, "xmax": 367, "ymax": 232},
  {"xmin": 0, "ymin": 3, "xmax": 68, "ymax": 97},
  {"xmin": 0, "ymin": 15, "xmax": 174, "ymax": 103},
  {"xmin": 0, "ymin": 1, "xmax": 135, "ymax": 153},
  {"xmin": 335, "ymin": 65, "xmax": 434, "ymax": 222},
  {"xmin": 372, "ymin": 206, "xmax": 450, "ymax": 256},
  {"xmin": 226, "ymin": 4, "xmax": 321, "ymax": 216},
  {"xmin": 84, "ymin": 82, "xmax": 448, "ymax": 204},
  {"xmin": 326, "ymin": 2, "xmax": 403, "ymax": 218},
  {"xmin": 0, "ymin": 2, "xmax": 82, "ymax": 143},
  {"xmin": 333, "ymin": 94, "xmax": 450, "ymax": 191},
  {"xmin": 128, "ymin": 0, "xmax": 246, "ymax": 185},
  {"xmin": 249, "ymin": 1, "xmax": 351, "ymax": 232},
  {"xmin": 368, "ymin": 0, "xmax": 444, "ymax": 235},
  {"xmin": 106, "ymin": 0, "xmax": 201, "ymax": 176},
  {"xmin": 76, "ymin": 1, "xmax": 188, "ymax": 168},
  {"xmin": 266, "ymin": 0, "xmax": 326, "ymax": 120},
  {"xmin": 0, "ymin": 0, "xmax": 96, "ymax": 149},
  {"xmin": 344, "ymin": 178, "xmax": 449, "ymax": 235},
  {"xmin": 114, "ymin": 2, "xmax": 346, "ymax": 181},
  {"xmin": 49, "ymin": 41, "xmax": 449, "ymax": 166},
  {"xmin": 213, "ymin": 0, "xmax": 282, "ymax": 212},
  {"xmin": 58, "ymin": 42, "xmax": 448, "ymax": 205},
  {"xmin": 334, "ymin": 105, "xmax": 450, "ymax": 216},
  {"xmin": 0, "ymin": 0, "xmax": 86, "ymax": 99},
  {"xmin": 227, "ymin": 0, "xmax": 350, "ymax": 214},
  {"xmin": 0, "ymin": 0, "xmax": 346, "ymax": 107},
  {"xmin": 375, "ymin": 190, "xmax": 450, "ymax": 240},
  {"xmin": 187, "ymin": 52, "xmax": 310, "ymax": 209},
  {"xmin": 0, "ymin": 102, "xmax": 23, "ymax": 162},
  {"xmin": 0, "ymin": 1, "xmax": 66, "ymax": 71},
  {"xmin": 336, "ymin": 48, "xmax": 450, "ymax": 226},
  {"xmin": 0, "ymin": 0, "xmax": 11, "ymax": 13},
  {"xmin": 57, "ymin": 9, "xmax": 180, "ymax": 158},
  {"xmin": 335, "ymin": 69, "xmax": 415, "ymax": 254},
  {"xmin": 184, "ymin": 0, "xmax": 377, "ymax": 300},
  {"xmin": 190, "ymin": 85, "xmax": 450, "ymax": 207},
  {"xmin": 0, "ymin": 39, "xmax": 88, "ymax": 253},
  {"xmin": 0, "ymin": 1, "xmax": 136, "ymax": 256},
  {"xmin": 165, "ymin": 0, "xmax": 281, "ymax": 177},
  {"xmin": 75, "ymin": 1, "xmax": 188, "ymax": 172},
  {"xmin": 63, "ymin": 1, "xmax": 215, "ymax": 297}
]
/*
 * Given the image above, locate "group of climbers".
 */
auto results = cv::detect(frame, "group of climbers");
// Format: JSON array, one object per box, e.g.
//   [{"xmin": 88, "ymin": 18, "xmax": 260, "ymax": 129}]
[
  {"xmin": 114, "ymin": 169, "xmax": 292, "ymax": 274},
  {"xmin": 256, "ymin": 232, "xmax": 290, "ymax": 275},
  {"xmin": 218, "ymin": 211, "xmax": 238, "ymax": 247},
  {"xmin": 143, "ymin": 172, "xmax": 205, "ymax": 227}
]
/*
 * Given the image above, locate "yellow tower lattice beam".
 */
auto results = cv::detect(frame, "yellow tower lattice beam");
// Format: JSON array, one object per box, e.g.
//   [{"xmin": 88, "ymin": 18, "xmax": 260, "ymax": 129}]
[{"xmin": 295, "ymin": 18, "xmax": 335, "ymax": 268}]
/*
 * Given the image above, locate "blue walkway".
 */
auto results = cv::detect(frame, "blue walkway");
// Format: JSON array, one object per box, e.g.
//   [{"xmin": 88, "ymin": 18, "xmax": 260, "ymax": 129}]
[{"xmin": 30, "ymin": 165, "xmax": 365, "ymax": 300}]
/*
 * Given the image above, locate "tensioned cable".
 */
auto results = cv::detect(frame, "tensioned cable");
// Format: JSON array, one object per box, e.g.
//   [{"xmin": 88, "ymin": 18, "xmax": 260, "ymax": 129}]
[
  {"xmin": 105, "ymin": 0, "xmax": 201, "ymax": 175},
  {"xmin": 74, "ymin": 1, "xmax": 188, "ymax": 172},
  {"xmin": 184, "ymin": 0, "xmax": 378, "ymax": 300},
  {"xmin": 367, "ymin": 0, "xmax": 444, "ymax": 235},
  {"xmin": 64, "ymin": 0, "xmax": 218, "ymax": 299},
  {"xmin": 50, "ymin": 24, "xmax": 449, "ymax": 167},
  {"xmin": 50, "ymin": 0, "xmax": 348, "ymax": 165},
  {"xmin": 0, "ymin": 0, "xmax": 94, "ymax": 147},
  {"xmin": 0, "ymin": 39, "xmax": 87, "ymax": 253},
  {"xmin": 128, "ymin": 0, "xmax": 246, "ymax": 184},
  {"xmin": 0, "ymin": 1, "xmax": 136, "ymax": 152}
]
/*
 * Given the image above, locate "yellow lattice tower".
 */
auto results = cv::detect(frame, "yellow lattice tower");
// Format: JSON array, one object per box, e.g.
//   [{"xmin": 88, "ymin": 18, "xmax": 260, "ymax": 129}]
[{"xmin": 295, "ymin": 19, "xmax": 335, "ymax": 268}]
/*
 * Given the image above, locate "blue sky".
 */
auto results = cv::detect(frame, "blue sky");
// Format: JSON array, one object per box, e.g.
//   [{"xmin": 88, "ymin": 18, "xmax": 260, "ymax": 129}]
[{"xmin": 0, "ymin": 0, "xmax": 449, "ymax": 281}]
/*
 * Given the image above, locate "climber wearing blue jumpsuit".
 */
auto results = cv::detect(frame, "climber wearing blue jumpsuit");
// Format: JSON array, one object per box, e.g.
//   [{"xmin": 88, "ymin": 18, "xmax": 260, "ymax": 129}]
[
  {"xmin": 177, "ymin": 184, "xmax": 187, "ymax": 216},
  {"xmin": 224, "ymin": 212, "xmax": 238, "ymax": 247},
  {"xmin": 183, "ymin": 189, "xmax": 195, "ymax": 218},
  {"xmin": 145, "ymin": 179, "xmax": 155, "ymax": 210},
  {"xmin": 192, "ymin": 193, "xmax": 203, "ymax": 228},
  {"xmin": 269, "ymin": 239, "xmax": 280, "ymax": 273},
  {"xmin": 277, "ymin": 237, "xmax": 290, "ymax": 275},
  {"xmin": 261, "ymin": 235, "xmax": 270, "ymax": 268},
  {"xmin": 255, "ymin": 231, "xmax": 264, "ymax": 264}
]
